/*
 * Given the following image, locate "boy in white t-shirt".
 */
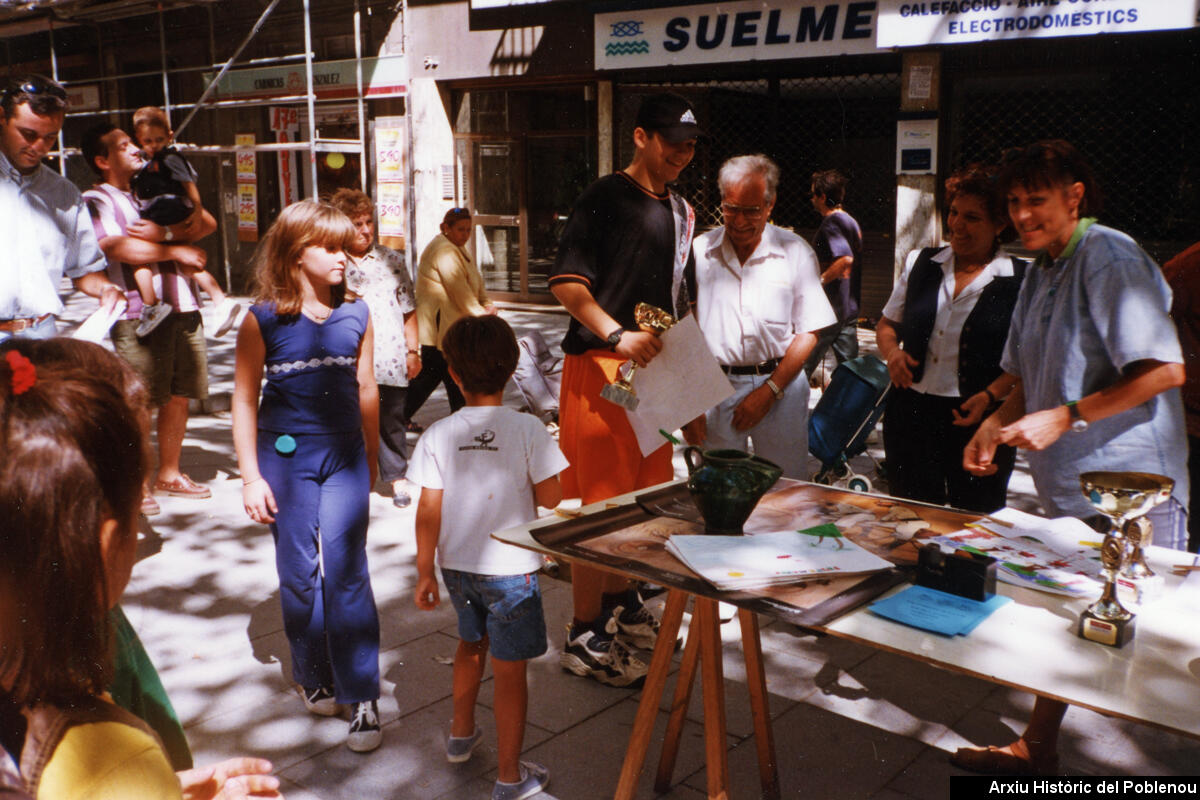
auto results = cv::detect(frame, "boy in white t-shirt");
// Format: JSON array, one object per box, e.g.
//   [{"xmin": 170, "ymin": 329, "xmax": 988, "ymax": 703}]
[{"xmin": 409, "ymin": 314, "xmax": 566, "ymax": 800}]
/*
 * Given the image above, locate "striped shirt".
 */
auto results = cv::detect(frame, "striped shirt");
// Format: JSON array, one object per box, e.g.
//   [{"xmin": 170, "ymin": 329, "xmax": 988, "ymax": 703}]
[{"xmin": 84, "ymin": 182, "xmax": 200, "ymax": 319}]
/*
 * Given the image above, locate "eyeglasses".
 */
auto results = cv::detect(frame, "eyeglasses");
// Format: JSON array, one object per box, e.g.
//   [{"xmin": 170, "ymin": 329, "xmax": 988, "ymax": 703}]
[{"xmin": 721, "ymin": 203, "xmax": 764, "ymax": 220}]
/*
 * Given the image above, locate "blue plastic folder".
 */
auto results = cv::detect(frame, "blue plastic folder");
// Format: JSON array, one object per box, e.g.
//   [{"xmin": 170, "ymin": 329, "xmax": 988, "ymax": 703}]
[{"xmin": 868, "ymin": 585, "xmax": 1011, "ymax": 636}]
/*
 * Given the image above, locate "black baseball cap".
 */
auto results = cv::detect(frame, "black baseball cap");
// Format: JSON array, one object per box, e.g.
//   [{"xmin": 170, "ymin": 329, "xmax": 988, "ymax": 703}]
[{"xmin": 635, "ymin": 93, "xmax": 703, "ymax": 143}]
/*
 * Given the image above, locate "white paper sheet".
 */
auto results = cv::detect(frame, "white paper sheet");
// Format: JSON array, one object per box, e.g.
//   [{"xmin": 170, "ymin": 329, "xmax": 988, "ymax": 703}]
[
  {"xmin": 624, "ymin": 315, "xmax": 734, "ymax": 456},
  {"xmin": 72, "ymin": 298, "xmax": 127, "ymax": 343}
]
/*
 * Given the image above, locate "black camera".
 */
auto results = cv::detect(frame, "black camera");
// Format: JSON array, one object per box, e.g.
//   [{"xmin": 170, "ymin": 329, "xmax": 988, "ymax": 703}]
[{"xmin": 915, "ymin": 543, "xmax": 997, "ymax": 601}]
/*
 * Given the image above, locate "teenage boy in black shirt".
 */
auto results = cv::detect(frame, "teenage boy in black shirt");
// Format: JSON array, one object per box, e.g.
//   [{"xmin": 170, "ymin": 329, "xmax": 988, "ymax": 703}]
[{"xmin": 548, "ymin": 93, "xmax": 700, "ymax": 687}]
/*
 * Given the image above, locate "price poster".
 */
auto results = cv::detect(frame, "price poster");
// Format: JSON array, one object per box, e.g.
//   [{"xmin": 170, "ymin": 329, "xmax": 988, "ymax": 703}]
[
  {"xmin": 237, "ymin": 183, "xmax": 258, "ymax": 242},
  {"xmin": 374, "ymin": 116, "xmax": 406, "ymax": 250},
  {"xmin": 374, "ymin": 116, "xmax": 405, "ymax": 183},
  {"xmin": 377, "ymin": 182, "xmax": 405, "ymax": 241},
  {"xmin": 235, "ymin": 134, "xmax": 258, "ymax": 241}
]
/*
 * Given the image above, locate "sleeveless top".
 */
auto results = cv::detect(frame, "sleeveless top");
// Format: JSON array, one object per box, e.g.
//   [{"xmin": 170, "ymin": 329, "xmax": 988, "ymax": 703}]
[
  {"xmin": 897, "ymin": 246, "xmax": 1026, "ymax": 398},
  {"xmin": 251, "ymin": 300, "xmax": 367, "ymax": 434}
]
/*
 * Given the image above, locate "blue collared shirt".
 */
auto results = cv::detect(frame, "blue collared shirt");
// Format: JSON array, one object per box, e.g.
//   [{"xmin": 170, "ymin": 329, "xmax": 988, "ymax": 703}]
[
  {"xmin": 0, "ymin": 150, "xmax": 106, "ymax": 319},
  {"xmin": 1001, "ymin": 221, "xmax": 1188, "ymax": 518}
]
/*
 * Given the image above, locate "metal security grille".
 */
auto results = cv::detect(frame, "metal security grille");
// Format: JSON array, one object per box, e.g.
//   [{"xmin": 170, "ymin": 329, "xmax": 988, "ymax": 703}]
[
  {"xmin": 617, "ymin": 75, "xmax": 900, "ymax": 233},
  {"xmin": 946, "ymin": 70, "xmax": 1200, "ymax": 265},
  {"xmin": 617, "ymin": 74, "xmax": 900, "ymax": 317}
]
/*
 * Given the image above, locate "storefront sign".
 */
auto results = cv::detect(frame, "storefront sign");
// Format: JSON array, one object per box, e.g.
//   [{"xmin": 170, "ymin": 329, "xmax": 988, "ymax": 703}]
[
  {"xmin": 204, "ymin": 56, "xmax": 407, "ymax": 101},
  {"xmin": 877, "ymin": 0, "xmax": 1200, "ymax": 47},
  {"xmin": 595, "ymin": 1, "xmax": 879, "ymax": 69}
]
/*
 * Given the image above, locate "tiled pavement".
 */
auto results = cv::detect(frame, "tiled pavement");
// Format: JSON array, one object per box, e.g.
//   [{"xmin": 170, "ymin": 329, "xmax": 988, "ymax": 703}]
[{"xmin": 51, "ymin": 288, "xmax": 1199, "ymax": 799}]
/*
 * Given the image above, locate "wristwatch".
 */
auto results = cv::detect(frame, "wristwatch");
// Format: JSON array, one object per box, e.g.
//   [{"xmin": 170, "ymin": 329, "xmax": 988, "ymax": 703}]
[
  {"xmin": 1066, "ymin": 401, "xmax": 1088, "ymax": 433},
  {"xmin": 605, "ymin": 328, "xmax": 624, "ymax": 350},
  {"xmin": 163, "ymin": 227, "xmax": 175, "ymax": 242}
]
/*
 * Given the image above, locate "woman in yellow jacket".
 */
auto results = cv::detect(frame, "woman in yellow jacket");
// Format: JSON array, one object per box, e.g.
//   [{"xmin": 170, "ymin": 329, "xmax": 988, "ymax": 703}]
[{"xmin": 404, "ymin": 207, "xmax": 495, "ymax": 423}]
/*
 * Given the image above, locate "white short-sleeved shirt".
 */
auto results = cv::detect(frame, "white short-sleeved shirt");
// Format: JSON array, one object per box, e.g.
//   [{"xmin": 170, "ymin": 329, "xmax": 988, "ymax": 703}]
[
  {"xmin": 691, "ymin": 224, "xmax": 836, "ymax": 365},
  {"xmin": 882, "ymin": 246, "xmax": 1019, "ymax": 397},
  {"xmin": 0, "ymin": 151, "xmax": 106, "ymax": 319},
  {"xmin": 409, "ymin": 405, "xmax": 569, "ymax": 575}
]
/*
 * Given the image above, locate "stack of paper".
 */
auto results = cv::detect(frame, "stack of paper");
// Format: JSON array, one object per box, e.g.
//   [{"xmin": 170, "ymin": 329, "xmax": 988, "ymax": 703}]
[
  {"xmin": 870, "ymin": 585, "xmax": 1012, "ymax": 636},
  {"xmin": 665, "ymin": 524, "xmax": 894, "ymax": 591}
]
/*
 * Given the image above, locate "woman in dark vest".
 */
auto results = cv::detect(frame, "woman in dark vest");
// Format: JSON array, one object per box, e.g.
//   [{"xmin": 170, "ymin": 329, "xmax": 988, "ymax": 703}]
[{"xmin": 875, "ymin": 166, "xmax": 1026, "ymax": 512}]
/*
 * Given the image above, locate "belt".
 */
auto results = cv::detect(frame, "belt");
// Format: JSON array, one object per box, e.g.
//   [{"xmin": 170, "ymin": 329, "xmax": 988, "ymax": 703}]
[
  {"xmin": 720, "ymin": 358, "xmax": 781, "ymax": 376},
  {"xmin": 0, "ymin": 313, "xmax": 53, "ymax": 333}
]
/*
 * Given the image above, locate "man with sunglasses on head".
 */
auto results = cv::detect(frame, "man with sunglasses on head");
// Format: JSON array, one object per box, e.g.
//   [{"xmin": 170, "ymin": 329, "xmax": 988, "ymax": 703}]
[
  {"xmin": 682, "ymin": 155, "xmax": 835, "ymax": 478},
  {"xmin": 0, "ymin": 74, "xmax": 121, "ymax": 341}
]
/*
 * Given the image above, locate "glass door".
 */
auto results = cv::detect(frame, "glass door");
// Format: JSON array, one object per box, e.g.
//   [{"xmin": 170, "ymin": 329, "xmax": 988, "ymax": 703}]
[
  {"xmin": 453, "ymin": 86, "xmax": 596, "ymax": 302},
  {"xmin": 465, "ymin": 138, "xmax": 526, "ymax": 295}
]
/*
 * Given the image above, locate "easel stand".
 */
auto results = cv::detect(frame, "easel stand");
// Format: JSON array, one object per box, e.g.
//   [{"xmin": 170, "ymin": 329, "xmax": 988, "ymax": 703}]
[{"xmin": 614, "ymin": 589, "xmax": 781, "ymax": 800}]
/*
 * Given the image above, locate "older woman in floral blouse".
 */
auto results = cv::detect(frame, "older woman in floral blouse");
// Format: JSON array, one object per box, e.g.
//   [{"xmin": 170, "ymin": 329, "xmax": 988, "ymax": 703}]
[{"xmin": 331, "ymin": 189, "xmax": 420, "ymax": 508}]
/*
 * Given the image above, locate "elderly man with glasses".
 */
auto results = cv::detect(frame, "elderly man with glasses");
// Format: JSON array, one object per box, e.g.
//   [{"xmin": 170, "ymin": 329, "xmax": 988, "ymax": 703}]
[
  {"xmin": 681, "ymin": 154, "xmax": 835, "ymax": 478},
  {"xmin": 0, "ymin": 74, "xmax": 121, "ymax": 341}
]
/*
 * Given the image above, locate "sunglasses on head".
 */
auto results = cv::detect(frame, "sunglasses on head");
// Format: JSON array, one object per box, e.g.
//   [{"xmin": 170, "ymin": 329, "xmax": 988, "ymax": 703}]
[{"xmin": 3, "ymin": 77, "xmax": 68, "ymax": 102}]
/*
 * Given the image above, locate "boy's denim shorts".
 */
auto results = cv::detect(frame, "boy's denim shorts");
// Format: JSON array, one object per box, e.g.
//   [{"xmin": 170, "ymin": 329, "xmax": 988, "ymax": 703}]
[{"xmin": 441, "ymin": 568, "xmax": 548, "ymax": 662}]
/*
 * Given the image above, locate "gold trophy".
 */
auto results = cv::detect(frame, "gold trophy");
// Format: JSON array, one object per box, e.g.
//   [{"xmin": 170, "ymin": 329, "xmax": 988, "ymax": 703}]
[
  {"xmin": 1076, "ymin": 471, "xmax": 1173, "ymax": 647},
  {"xmin": 599, "ymin": 302, "xmax": 676, "ymax": 411}
]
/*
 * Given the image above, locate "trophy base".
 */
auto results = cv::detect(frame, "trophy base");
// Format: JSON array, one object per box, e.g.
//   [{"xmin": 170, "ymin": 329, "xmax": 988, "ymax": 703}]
[
  {"xmin": 600, "ymin": 382, "xmax": 640, "ymax": 411},
  {"xmin": 1077, "ymin": 610, "xmax": 1136, "ymax": 647}
]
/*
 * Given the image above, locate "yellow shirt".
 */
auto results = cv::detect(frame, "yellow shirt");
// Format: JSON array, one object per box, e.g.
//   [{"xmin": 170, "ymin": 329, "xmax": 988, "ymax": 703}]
[
  {"xmin": 415, "ymin": 233, "xmax": 491, "ymax": 348},
  {"xmin": 38, "ymin": 720, "xmax": 180, "ymax": 800}
]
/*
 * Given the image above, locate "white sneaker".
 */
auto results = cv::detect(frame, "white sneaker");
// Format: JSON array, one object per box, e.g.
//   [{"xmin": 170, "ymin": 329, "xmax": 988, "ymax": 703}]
[
  {"xmin": 300, "ymin": 685, "xmax": 338, "ymax": 717},
  {"xmin": 559, "ymin": 627, "xmax": 648, "ymax": 688},
  {"xmin": 212, "ymin": 299, "xmax": 243, "ymax": 337},
  {"xmin": 347, "ymin": 700, "xmax": 382, "ymax": 753},
  {"xmin": 135, "ymin": 302, "xmax": 172, "ymax": 337}
]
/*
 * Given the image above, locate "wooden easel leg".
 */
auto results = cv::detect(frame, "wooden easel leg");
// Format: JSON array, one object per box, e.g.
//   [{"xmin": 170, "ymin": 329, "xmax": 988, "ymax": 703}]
[
  {"xmin": 654, "ymin": 599, "xmax": 702, "ymax": 792},
  {"xmin": 738, "ymin": 608, "xmax": 780, "ymax": 800},
  {"xmin": 696, "ymin": 598, "xmax": 730, "ymax": 800},
  {"xmin": 613, "ymin": 589, "xmax": 688, "ymax": 800}
]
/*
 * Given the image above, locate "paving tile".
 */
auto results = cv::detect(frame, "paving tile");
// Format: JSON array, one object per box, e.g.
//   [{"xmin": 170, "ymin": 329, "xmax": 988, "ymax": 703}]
[
  {"xmin": 711, "ymin": 702, "xmax": 925, "ymax": 799},
  {"xmin": 279, "ymin": 696, "xmax": 553, "ymax": 800},
  {"xmin": 518, "ymin": 697, "xmax": 716, "ymax": 800}
]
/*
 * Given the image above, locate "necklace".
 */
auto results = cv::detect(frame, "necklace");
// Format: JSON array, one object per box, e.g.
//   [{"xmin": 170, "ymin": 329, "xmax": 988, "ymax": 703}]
[{"xmin": 302, "ymin": 303, "xmax": 331, "ymax": 322}]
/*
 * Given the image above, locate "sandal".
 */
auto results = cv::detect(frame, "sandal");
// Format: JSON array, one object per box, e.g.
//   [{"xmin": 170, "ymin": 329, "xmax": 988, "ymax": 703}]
[
  {"xmin": 154, "ymin": 474, "xmax": 212, "ymax": 499},
  {"xmin": 950, "ymin": 738, "xmax": 1058, "ymax": 776}
]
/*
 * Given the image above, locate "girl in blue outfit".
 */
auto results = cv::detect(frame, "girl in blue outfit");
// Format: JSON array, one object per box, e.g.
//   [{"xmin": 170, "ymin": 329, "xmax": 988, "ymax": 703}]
[{"xmin": 232, "ymin": 200, "xmax": 382, "ymax": 753}]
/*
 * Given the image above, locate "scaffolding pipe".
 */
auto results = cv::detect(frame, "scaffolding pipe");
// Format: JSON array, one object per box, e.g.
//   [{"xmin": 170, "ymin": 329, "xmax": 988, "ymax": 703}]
[
  {"xmin": 172, "ymin": 0, "xmax": 284, "ymax": 141},
  {"xmin": 158, "ymin": 3, "xmax": 172, "ymax": 125},
  {"xmin": 354, "ymin": 0, "xmax": 367, "ymax": 190},
  {"xmin": 48, "ymin": 17, "xmax": 66, "ymax": 177},
  {"xmin": 301, "ymin": 0, "xmax": 319, "ymax": 196}
]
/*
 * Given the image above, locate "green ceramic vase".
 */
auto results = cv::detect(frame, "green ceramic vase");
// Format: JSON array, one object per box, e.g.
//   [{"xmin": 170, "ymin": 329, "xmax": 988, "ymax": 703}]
[{"xmin": 683, "ymin": 447, "xmax": 783, "ymax": 535}]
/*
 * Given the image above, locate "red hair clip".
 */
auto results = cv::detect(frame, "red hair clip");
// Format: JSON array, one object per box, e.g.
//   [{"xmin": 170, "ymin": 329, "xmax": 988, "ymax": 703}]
[{"xmin": 4, "ymin": 350, "xmax": 36, "ymax": 395}]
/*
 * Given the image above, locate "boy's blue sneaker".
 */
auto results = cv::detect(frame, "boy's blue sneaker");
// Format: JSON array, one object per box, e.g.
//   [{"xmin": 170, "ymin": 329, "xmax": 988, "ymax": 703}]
[
  {"xmin": 492, "ymin": 761, "xmax": 549, "ymax": 800},
  {"xmin": 446, "ymin": 724, "xmax": 483, "ymax": 763}
]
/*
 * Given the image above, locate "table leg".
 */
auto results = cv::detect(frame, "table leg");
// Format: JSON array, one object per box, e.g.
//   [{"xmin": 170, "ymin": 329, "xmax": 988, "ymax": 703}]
[
  {"xmin": 696, "ymin": 598, "xmax": 730, "ymax": 799},
  {"xmin": 654, "ymin": 602, "xmax": 702, "ymax": 792},
  {"xmin": 738, "ymin": 608, "xmax": 780, "ymax": 800},
  {"xmin": 613, "ymin": 589, "xmax": 689, "ymax": 800}
]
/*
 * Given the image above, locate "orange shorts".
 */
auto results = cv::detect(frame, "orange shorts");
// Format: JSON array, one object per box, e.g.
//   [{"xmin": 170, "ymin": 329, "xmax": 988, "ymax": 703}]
[{"xmin": 559, "ymin": 351, "xmax": 673, "ymax": 504}]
